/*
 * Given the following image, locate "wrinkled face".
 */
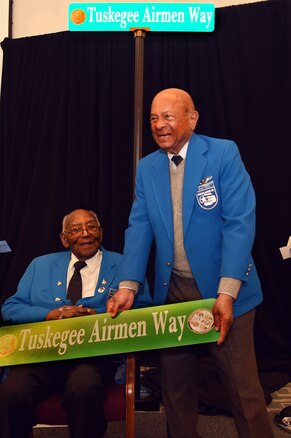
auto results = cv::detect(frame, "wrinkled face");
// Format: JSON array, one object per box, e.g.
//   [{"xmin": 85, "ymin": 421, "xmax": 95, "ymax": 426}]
[
  {"xmin": 60, "ymin": 209, "xmax": 103, "ymax": 261},
  {"xmin": 150, "ymin": 89, "xmax": 199, "ymax": 155}
]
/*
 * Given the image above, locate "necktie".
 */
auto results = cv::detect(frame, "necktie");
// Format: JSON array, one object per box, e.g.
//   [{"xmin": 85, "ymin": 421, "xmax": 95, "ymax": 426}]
[
  {"xmin": 171, "ymin": 155, "xmax": 183, "ymax": 167},
  {"xmin": 67, "ymin": 260, "xmax": 87, "ymax": 304}
]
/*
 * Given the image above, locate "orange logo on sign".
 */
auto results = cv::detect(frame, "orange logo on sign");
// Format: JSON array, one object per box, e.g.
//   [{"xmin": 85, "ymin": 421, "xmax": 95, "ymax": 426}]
[{"xmin": 70, "ymin": 9, "xmax": 86, "ymax": 25}]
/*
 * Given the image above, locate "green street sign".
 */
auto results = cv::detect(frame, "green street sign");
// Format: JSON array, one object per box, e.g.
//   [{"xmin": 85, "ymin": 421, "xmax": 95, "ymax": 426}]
[
  {"xmin": 68, "ymin": 3, "xmax": 215, "ymax": 32},
  {"xmin": 0, "ymin": 299, "xmax": 219, "ymax": 366}
]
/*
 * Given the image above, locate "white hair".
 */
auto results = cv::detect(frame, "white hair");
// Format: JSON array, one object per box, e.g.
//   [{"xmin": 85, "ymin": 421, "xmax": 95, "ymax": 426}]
[{"xmin": 62, "ymin": 209, "xmax": 101, "ymax": 232}]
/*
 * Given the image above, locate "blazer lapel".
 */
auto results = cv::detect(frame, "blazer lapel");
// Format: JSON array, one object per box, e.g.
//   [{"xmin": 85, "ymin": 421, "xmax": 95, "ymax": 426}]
[
  {"xmin": 95, "ymin": 249, "xmax": 116, "ymax": 295},
  {"xmin": 151, "ymin": 152, "xmax": 173, "ymax": 242},
  {"xmin": 52, "ymin": 252, "xmax": 71, "ymax": 302},
  {"xmin": 183, "ymin": 135, "xmax": 208, "ymax": 235}
]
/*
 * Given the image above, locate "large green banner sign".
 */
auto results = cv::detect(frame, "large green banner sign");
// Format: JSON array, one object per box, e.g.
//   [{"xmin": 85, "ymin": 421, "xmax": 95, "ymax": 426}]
[
  {"xmin": 68, "ymin": 3, "xmax": 215, "ymax": 32},
  {"xmin": 0, "ymin": 299, "xmax": 218, "ymax": 366}
]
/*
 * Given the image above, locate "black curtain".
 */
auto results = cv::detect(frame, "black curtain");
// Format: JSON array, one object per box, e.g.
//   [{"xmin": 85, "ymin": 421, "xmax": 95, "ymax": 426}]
[
  {"xmin": 0, "ymin": 0, "xmax": 290, "ymax": 382},
  {"xmin": 0, "ymin": 31, "xmax": 136, "ymax": 301}
]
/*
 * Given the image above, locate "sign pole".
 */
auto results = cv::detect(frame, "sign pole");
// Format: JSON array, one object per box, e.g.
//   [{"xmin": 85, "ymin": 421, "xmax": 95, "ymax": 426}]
[
  {"xmin": 132, "ymin": 29, "xmax": 147, "ymax": 195},
  {"xmin": 130, "ymin": 28, "xmax": 147, "ymax": 427}
]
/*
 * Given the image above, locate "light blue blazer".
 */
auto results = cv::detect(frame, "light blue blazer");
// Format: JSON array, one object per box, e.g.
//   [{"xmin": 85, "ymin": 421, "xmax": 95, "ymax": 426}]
[
  {"xmin": 2, "ymin": 247, "xmax": 153, "ymax": 324},
  {"xmin": 120, "ymin": 134, "xmax": 263, "ymax": 318}
]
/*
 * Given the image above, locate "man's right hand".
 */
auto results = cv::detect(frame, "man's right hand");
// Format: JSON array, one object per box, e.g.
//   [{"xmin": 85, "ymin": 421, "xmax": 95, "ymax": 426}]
[{"xmin": 106, "ymin": 288, "xmax": 135, "ymax": 317}]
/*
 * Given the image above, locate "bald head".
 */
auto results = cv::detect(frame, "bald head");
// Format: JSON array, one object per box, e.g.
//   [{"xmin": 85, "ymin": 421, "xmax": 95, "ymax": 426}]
[
  {"xmin": 150, "ymin": 88, "xmax": 199, "ymax": 154},
  {"xmin": 152, "ymin": 88, "xmax": 196, "ymax": 112}
]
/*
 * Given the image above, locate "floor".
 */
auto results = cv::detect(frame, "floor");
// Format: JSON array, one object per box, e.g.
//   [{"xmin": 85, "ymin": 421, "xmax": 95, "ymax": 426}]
[
  {"xmin": 267, "ymin": 382, "xmax": 291, "ymax": 413},
  {"xmin": 33, "ymin": 383, "xmax": 291, "ymax": 437}
]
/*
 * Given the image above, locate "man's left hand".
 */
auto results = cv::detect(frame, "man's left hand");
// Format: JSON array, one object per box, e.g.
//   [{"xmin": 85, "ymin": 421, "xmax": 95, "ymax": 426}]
[
  {"xmin": 212, "ymin": 294, "xmax": 234, "ymax": 345},
  {"xmin": 48, "ymin": 305, "xmax": 96, "ymax": 320},
  {"xmin": 62, "ymin": 305, "xmax": 96, "ymax": 318}
]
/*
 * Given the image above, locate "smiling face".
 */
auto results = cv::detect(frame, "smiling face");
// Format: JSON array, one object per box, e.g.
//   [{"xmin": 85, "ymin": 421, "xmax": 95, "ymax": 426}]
[
  {"xmin": 150, "ymin": 88, "xmax": 199, "ymax": 155},
  {"xmin": 60, "ymin": 209, "xmax": 103, "ymax": 261}
]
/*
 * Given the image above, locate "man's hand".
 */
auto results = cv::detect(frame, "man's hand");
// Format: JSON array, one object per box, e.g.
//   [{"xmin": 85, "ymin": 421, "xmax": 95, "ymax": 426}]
[
  {"xmin": 46, "ymin": 305, "xmax": 96, "ymax": 320},
  {"xmin": 107, "ymin": 288, "xmax": 135, "ymax": 317},
  {"xmin": 212, "ymin": 294, "xmax": 234, "ymax": 345}
]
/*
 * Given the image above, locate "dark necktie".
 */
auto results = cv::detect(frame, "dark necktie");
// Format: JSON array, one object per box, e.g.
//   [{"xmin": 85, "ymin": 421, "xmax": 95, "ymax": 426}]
[
  {"xmin": 67, "ymin": 260, "xmax": 87, "ymax": 304},
  {"xmin": 171, "ymin": 155, "xmax": 183, "ymax": 167}
]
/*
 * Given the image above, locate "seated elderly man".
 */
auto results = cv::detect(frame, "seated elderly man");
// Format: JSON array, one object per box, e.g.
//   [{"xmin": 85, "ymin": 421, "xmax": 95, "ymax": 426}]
[{"xmin": 0, "ymin": 208, "xmax": 152, "ymax": 438}]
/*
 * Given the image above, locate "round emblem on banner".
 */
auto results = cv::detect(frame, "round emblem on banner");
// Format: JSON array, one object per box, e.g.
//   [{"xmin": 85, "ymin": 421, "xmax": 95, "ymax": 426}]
[
  {"xmin": 187, "ymin": 308, "xmax": 214, "ymax": 334},
  {"xmin": 0, "ymin": 334, "xmax": 18, "ymax": 357}
]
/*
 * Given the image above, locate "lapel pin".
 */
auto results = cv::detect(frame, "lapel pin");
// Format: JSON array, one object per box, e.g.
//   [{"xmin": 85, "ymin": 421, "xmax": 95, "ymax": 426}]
[{"xmin": 201, "ymin": 176, "xmax": 213, "ymax": 185}]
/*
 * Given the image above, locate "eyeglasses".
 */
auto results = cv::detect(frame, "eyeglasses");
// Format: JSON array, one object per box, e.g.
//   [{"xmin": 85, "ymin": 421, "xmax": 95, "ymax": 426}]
[{"xmin": 64, "ymin": 224, "xmax": 99, "ymax": 236}]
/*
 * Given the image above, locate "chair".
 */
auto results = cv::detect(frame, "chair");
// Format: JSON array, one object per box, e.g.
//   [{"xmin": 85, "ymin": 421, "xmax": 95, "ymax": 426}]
[{"xmin": 32, "ymin": 353, "xmax": 136, "ymax": 438}]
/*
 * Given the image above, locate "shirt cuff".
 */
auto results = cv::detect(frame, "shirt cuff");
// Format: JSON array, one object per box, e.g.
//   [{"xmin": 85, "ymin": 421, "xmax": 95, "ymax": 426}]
[
  {"xmin": 217, "ymin": 277, "xmax": 242, "ymax": 300},
  {"xmin": 119, "ymin": 280, "xmax": 139, "ymax": 294}
]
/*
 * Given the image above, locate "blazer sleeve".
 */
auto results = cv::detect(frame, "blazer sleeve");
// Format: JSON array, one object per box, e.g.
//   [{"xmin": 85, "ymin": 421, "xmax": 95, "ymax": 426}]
[
  {"xmin": 219, "ymin": 141, "xmax": 256, "ymax": 280},
  {"xmin": 121, "ymin": 164, "xmax": 154, "ymax": 283},
  {"xmin": 1, "ymin": 260, "xmax": 54, "ymax": 323}
]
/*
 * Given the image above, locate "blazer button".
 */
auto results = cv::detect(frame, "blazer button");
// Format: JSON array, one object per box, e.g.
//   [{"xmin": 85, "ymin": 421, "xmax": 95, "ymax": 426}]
[
  {"xmin": 163, "ymin": 282, "xmax": 168, "ymax": 287},
  {"xmin": 166, "ymin": 262, "xmax": 171, "ymax": 266}
]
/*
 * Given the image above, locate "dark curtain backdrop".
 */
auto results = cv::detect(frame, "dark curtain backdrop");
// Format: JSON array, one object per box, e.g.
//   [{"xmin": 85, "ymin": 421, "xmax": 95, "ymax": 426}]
[
  {"xmin": 0, "ymin": 0, "xmax": 290, "ymax": 382},
  {"xmin": 0, "ymin": 30, "xmax": 136, "ymax": 295}
]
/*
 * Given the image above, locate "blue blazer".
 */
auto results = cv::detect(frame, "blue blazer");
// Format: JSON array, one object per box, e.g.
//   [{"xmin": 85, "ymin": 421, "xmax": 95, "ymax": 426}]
[
  {"xmin": 121, "ymin": 134, "xmax": 263, "ymax": 318},
  {"xmin": 1, "ymin": 247, "xmax": 153, "ymax": 324}
]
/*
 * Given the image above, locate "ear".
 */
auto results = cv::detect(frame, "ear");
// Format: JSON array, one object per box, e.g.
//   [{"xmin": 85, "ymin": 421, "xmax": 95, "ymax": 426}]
[
  {"xmin": 190, "ymin": 110, "xmax": 199, "ymax": 131},
  {"xmin": 60, "ymin": 232, "xmax": 69, "ymax": 249}
]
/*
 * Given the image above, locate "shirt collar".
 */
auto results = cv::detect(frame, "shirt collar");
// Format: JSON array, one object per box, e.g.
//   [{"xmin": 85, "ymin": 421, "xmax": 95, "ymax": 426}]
[
  {"xmin": 167, "ymin": 141, "xmax": 189, "ymax": 162},
  {"xmin": 70, "ymin": 250, "xmax": 102, "ymax": 272}
]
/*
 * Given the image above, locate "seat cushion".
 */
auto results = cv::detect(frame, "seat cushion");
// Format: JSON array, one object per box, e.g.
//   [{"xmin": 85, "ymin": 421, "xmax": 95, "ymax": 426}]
[{"xmin": 34, "ymin": 384, "xmax": 126, "ymax": 425}]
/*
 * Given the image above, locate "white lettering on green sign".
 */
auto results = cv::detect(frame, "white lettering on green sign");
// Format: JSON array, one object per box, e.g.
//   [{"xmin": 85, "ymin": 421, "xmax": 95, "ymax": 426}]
[
  {"xmin": 88, "ymin": 317, "xmax": 147, "ymax": 342},
  {"xmin": 152, "ymin": 311, "xmax": 186, "ymax": 341},
  {"xmin": 18, "ymin": 326, "xmax": 86, "ymax": 356}
]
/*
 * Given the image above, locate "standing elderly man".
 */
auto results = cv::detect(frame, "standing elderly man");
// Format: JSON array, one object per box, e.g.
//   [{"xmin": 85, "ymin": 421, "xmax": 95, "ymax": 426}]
[
  {"xmin": 0, "ymin": 208, "xmax": 152, "ymax": 438},
  {"xmin": 107, "ymin": 89, "xmax": 274, "ymax": 437}
]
